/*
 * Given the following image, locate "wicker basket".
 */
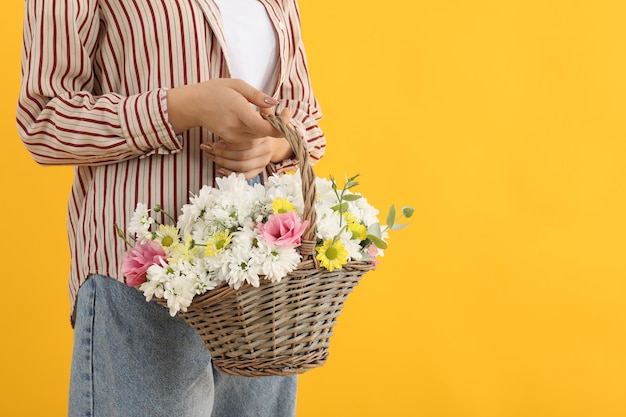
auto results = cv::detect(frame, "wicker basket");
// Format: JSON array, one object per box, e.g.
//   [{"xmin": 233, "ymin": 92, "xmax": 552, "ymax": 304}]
[{"xmin": 167, "ymin": 114, "xmax": 375, "ymax": 377}]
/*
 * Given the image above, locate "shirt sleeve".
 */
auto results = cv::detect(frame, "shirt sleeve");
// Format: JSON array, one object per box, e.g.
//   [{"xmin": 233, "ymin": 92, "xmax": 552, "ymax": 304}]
[
  {"xmin": 16, "ymin": 1, "xmax": 181, "ymax": 167},
  {"xmin": 268, "ymin": 0, "xmax": 325, "ymax": 174}
]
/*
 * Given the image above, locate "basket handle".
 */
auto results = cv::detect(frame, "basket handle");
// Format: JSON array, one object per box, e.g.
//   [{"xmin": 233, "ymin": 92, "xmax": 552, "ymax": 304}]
[{"xmin": 262, "ymin": 114, "xmax": 318, "ymax": 261}]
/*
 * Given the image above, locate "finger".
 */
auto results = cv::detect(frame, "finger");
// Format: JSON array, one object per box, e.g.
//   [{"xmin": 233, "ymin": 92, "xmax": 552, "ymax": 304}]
[
  {"xmin": 216, "ymin": 167, "xmax": 232, "ymax": 177},
  {"xmin": 279, "ymin": 107, "xmax": 292, "ymax": 121},
  {"xmin": 203, "ymin": 144, "xmax": 269, "ymax": 170},
  {"xmin": 212, "ymin": 138, "xmax": 267, "ymax": 153},
  {"xmin": 259, "ymin": 106, "xmax": 276, "ymax": 115},
  {"xmin": 260, "ymin": 107, "xmax": 292, "ymax": 139},
  {"xmin": 227, "ymin": 78, "xmax": 279, "ymax": 109},
  {"xmin": 235, "ymin": 109, "xmax": 280, "ymax": 140},
  {"xmin": 217, "ymin": 167, "xmax": 265, "ymax": 180},
  {"xmin": 251, "ymin": 109, "xmax": 291, "ymax": 139},
  {"xmin": 214, "ymin": 148, "xmax": 270, "ymax": 167},
  {"xmin": 215, "ymin": 155, "xmax": 267, "ymax": 176}
]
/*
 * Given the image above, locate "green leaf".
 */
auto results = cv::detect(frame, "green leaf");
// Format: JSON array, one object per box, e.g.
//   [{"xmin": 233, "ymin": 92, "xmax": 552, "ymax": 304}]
[
  {"xmin": 367, "ymin": 234, "xmax": 388, "ymax": 249},
  {"xmin": 390, "ymin": 223, "xmax": 410, "ymax": 231},
  {"xmin": 402, "ymin": 206, "xmax": 415, "ymax": 218},
  {"xmin": 387, "ymin": 205, "xmax": 396, "ymax": 228},
  {"xmin": 344, "ymin": 180, "xmax": 359, "ymax": 190},
  {"xmin": 368, "ymin": 223, "xmax": 382, "ymax": 237},
  {"xmin": 342, "ymin": 194, "xmax": 362, "ymax": 201},
  {"xmin": 331, "ymin": 202, "xmax": 349, "ymax": 213}
]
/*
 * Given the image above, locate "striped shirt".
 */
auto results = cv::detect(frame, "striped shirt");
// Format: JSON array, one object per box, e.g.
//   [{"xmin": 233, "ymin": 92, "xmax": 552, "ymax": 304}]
[{"xmin": 16, "ymin": 0, "xmax": 325, "ymax": 321}]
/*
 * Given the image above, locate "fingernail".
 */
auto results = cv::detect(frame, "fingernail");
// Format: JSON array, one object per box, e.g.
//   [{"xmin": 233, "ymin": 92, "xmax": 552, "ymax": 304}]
[{"xmin": 264, "ymin": 96, "xmax": 280, "ymax": 105}]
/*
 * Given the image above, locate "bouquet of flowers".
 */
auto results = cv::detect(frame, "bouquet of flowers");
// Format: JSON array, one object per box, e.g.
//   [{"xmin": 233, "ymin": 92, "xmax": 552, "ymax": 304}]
[{"xmin": 118, "ymin": 172, "xmax": 413, "ymax": 316}]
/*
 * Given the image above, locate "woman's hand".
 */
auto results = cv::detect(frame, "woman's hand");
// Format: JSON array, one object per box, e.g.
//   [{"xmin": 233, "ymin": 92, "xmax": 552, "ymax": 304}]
[
  {"xmin": 166, "ymin": 78, "xmax": 282, "ymax": 140},
  {"xmin": 200, "ymin": 108, "xmax": 294, "ymax": 179}
]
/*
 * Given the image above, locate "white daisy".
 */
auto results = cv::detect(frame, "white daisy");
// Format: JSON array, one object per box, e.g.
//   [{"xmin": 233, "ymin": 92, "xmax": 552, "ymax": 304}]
[{"xmin": 154, "ymin": 224, "xmax": 180, "ymax": 248}]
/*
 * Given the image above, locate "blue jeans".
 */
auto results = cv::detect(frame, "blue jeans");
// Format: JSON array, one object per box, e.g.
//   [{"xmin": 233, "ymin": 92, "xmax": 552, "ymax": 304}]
[{"xmin": 69, "ymin": 275, "xmax": 297, "ymax": 417}]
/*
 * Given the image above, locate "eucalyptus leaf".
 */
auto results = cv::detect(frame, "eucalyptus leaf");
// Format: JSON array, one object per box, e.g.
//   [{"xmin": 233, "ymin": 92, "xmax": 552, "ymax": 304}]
[
  {"xmin": 386, "ymin": 205, "xmax": 396, "ymax": 228},
  {"xmin": 390, "ymin": 223, "xmax": 410, "ymax": 231},
  {"xmin": 367, "ymin": 234, "xmax": 388, "ymax": 249},
  {"xmin": 402, "ymin": 206, "xmax": 415, "ymax": 218},
  {"xmin": 368, "ymin": 223, "xmax": 382, "ymax": 237}
]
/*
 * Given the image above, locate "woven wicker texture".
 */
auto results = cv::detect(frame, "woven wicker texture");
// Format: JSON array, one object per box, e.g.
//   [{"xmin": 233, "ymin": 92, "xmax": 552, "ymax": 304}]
[{"xmin": 173, "ymin": 114, "xmax": 375, "ymax": 377}]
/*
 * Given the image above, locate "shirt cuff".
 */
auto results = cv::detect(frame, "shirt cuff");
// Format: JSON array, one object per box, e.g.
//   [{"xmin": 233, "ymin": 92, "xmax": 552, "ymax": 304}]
[{"xmin": 119, "ymin": 88, "xmax": 182, "ymax": 158}]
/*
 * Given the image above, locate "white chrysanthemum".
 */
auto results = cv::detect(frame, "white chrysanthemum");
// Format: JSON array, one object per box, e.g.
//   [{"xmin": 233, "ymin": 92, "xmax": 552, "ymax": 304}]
[
  {"xmin": 162, "ymin": 264, "xmax": 196, "ymax": 316},
  {"xmin": 176, "ymin": 257, "xmax": 220, "ymax": 295},
  {"xmin": 140, "ymin": 262, "xmax": 170, "ymax": 301},
  {"xmin": 314, "ymin": 206, "xmax": 343, "ymax": 241},
  {"xmin": 177, "ymin": 185, "xmax": 217, "ymax": 235},
  {"xmin": 314, "ymin": 177, "xmax": 339, "ymax": 208},
  {"xmin": 128, "ymin": 203, "xmax": 154, "ymax": 240},
  {"xmin": 215, "ymin": 172, "xmax": 252, "ymax": 193},
  {"xmin": 207, "ymin": 205, "xmax": 242, "ymax": 230},
  {"xmin": 350, "ymin": 196, "xmax": 380, "ymax": 227},
  {"xmin": 250, "ymin": 198, "xmax": 272, "ymax": 223},
  {"xmin": 232, "ymin": 226, "xmax": 257, "ymax": 245},
  {"xmin": 217, "ymin": 244, "xmax": 261, "ymax": 290},
  {"xmin": 196, "ymin": 176, "xmax": 263, "ymax": 233},
  {"xmin": 190, "ymin": 258, "xmax": 221, "ymax": 294},
  {"xmin": 338, "ymin": 231, "xmax": 364, "ymax": 261},
  {"xmin": 255, "ymin": 240, "xmax": 301, "ymax": 282},
  {"xmin": 139, "ymin": 278, "xmax": 164, "ymax": 302}
]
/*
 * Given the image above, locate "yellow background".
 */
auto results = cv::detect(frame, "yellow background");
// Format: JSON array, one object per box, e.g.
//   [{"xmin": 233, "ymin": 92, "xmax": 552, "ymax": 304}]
[{"xmin": 2, "ymin": 1, "xmax": 626, "ymax": 416}]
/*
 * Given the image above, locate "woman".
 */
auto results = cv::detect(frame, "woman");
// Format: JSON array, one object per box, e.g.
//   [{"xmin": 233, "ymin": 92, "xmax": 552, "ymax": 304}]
[{"xmin": 16, "ymin": 1, "xmax": 325, "ymax": 416}]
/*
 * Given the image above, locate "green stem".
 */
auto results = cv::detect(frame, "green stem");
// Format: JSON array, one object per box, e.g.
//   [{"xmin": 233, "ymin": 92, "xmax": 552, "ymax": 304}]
[
  {"xmin": 115, "ymin": 224, "xmax": 134, "ymax": 248},
  {"xmin": 154, "ymin": 204, "xmax": 177, "ymax": 224},
  {"xmin": 381, "ymin": 213, "xmax": 409, "ymax": 234}
]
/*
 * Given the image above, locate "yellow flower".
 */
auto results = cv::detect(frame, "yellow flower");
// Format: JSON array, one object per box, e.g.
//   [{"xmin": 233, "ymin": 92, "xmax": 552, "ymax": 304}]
[
  {"xmin": 316, "ymin": 239, "xmax": 349, "ymax": 271},
  {"xmin": 347, "ymin": 221, "xmax": 368, "ymax": 241},
  {"xmin": 343, "ymin": 213, "xmax": 358, "ymax": 224},
  {"xmin": 272, "ymin": 198, "xmax": 296, "ymax": 214},
  {"xmin": 205, "ymin": 231, "xmax": 232, "ymax": 257},
  {"xmin": 170, "ymin": 235, "xmax": 200, "ymax": 261}
]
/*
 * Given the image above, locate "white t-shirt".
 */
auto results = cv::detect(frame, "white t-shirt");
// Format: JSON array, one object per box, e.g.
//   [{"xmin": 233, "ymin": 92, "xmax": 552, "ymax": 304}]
[{"xmin": 214, "ymin": 0, "xmax": 279, "ymax": 94}]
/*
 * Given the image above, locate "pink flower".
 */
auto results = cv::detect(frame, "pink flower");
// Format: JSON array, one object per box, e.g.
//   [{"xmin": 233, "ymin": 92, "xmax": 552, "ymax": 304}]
[
  {"xmin": 366, "ymin": 243, "xmax": 380, "ymax": 265},
  {"xmin": 257, "ymin": 212, "xmax": 308, "ymax": 247},
  {"xmin": 121, "ymin": 240, "xmax": 167, "ymax": 287}
]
